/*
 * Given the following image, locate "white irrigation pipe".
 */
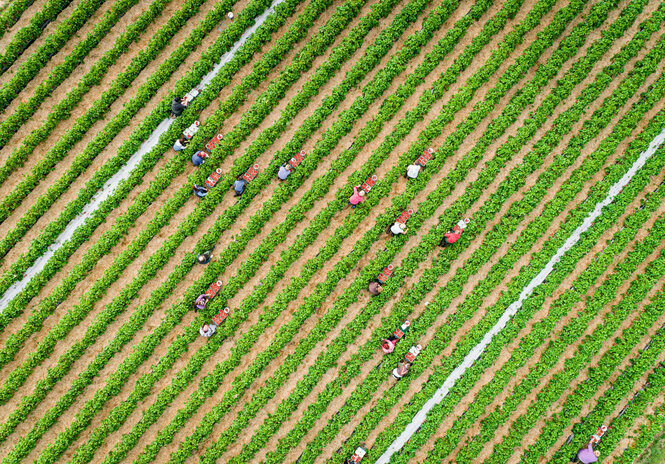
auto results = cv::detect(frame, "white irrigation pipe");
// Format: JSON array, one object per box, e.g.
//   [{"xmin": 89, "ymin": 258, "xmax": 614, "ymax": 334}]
[
  {"xmin": 0, "ymin": 0, "xmax": 286, "ymax": 312},
  {"xmin": 375, "ymin": 126, "xmax": 665, "ymax": 463}
]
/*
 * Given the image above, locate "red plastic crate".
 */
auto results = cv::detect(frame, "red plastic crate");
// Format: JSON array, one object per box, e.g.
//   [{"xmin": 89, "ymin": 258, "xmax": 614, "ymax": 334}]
[
  {"xmin": 204, "ymin": 280, "xmax": 223, "ymax": 299},
  {"xmin": 289, "ymin": 150, "xmax": 306, "ymax": 167},
  {"xmin": 205, "ymin": 168, "xmax": 223, "ymax": 188},
  {"xmin": 212, "ymin": 306, "xmax": 231, "ymax": 325},
  {"xmin": 205, "ymin": 133, "xmax": 224, "ymax": 151},
  {"xmin": 242, "ymin": 164, "xmax": 259, "ymax": 183},
  {"xmin": 395, "ymin": 209, "xmax": 413, "ymax": 224},
  {"xmin": 360, "ymin": 175, "xmax": 378, "ymax": 193}
]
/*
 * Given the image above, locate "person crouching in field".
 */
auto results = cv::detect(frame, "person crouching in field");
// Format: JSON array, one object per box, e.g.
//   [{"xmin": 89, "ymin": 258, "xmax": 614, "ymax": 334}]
[
  {"xmin": 348, "ymin": 185, "xmax": 365, "ymax": 208},
  {"xmin": 171, "ymin": 96, "xmax": 188, "ymax": 118},
  {"xmin": 191, "ymin": 150, "xmax": 209, "ymax": 166},
  {"xmin": 200, "ymin": 323, "xmax": 216, "ymax": 337},
  {"xmin": 193, "ymin": 294, "xmax": 209, "ymax": 313},
  {"xmin": 572, "ymin": 443, "xmax": 600, "ymax": 463}
]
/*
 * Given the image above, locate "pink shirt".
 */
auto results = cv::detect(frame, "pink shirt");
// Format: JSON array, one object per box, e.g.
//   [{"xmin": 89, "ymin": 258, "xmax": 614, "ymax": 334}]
[
  {"xmin": 578, "ymin": 444, "xmax": 597, "ymax": 463},
  {"xmin": 349, "ymin": 186, "xmax": 365, "ymax": 205}
]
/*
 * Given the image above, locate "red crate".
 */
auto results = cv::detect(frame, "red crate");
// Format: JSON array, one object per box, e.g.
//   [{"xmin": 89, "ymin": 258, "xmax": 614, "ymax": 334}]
[
  {"xmin": 205, "ymin": 133, "xmax": 224, "ymax": 151},
  {"xmin": 212, "ymin": 306, "xmax": 231, "ymax": 325},
  {"xmin": 205, "ymin": 168, "xmax": 223, "ymax": 188},
  {"xmin": 204, "ymin": 280, "xmax": 223, "ymax": 299},
  {"xmin": 416, "ymin": 147, "xmax": 434, "ymax": 166},
  {"xmin": 383, "ymin": 264, "xmax": 394, "ymax": 277},
  {"xmin": 242, "ymin": 164, "xmax": 259, "ymax": 183},
  {"xmin": 395, "ymin": 210, "xmax": 413, "ymax": 224},
  {"xmin": 360, "ymin": 175, "xmax": 378, "ymax": 193},
  {"xmin": 289, "ymin": 150, "xmax": 305, "ymax": 168}
]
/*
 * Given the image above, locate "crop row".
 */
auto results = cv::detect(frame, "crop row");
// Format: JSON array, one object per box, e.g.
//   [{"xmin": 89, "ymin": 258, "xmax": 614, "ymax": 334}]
[
  {"xmin": 0, "ymin": 0, "xmax": 81, "ymax": 74},
  {"xmin": 189, "ymin": 0, "xmax": 598, "ymax": 460},
  {"xmin": 0, "ymin": 0, "xmax": 237, "ymax": 230},
  {"xmin": 0, "ymin": 0, "xmax": 52, "ymax": 42},
  {"xmin": 62, "ymin": 0, "xmax": 459, "ymax": 461},
  {"xmin": 366, "ymin": 37, "xmax": 665, "ymax": 463},
  {"xmin": 0, "ymin": 0, "xmax": 172, "ymax": 155},
  {"xmin": 0, "ymin": 0, "xmax": 395, "ymax": 460},
  {"xmin": 432, "ymin": 152, "xmax": 665, "ymax": 463},
  {"xmin": 0, "ymin": 0, "xmax": 278, "ymax": 328}
]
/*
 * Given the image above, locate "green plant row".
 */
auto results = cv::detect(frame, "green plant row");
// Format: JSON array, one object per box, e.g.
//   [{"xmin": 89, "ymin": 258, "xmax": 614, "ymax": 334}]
[
  {"xmin": 325, "ymin": 23, "xmax": 665, "ymax": 463},
  {"xmin": 0, "ymin": 0, "xmax": 173, "ymax": 158},
  {"xmin": 418, "ymin": 1, "xmax": 660, "ymax": 459},
  {"xmin": 191, "ymin": 1, "xmax": 596, "ymax": 460},
  {"xmin": 0, "ymin": 0, "xmax": 143, "ymax": 119},
  {"xmin": 363, "ymin": 44, "xmax": 665, "ymax": 464},
  {"xmin": 553, "ymin": 311, "xmax": 665, "ymax": 463},
  {"xmin": 2, "ymin": 0, "xmax": 380, "ymax": 461},
  {"xmin": 432, "ymin": 165, "xmax": 665, "ymax": 463},
  {"xmin": 0, "ymin": 0, "xmax": 237, "ymax": 232},
  {"xmin": 94, "ymin": 0, "xmax": 480, "ymax": 460},
  {"xmin": 613, "ymin": 393, "xmax": 665, "ymax": 463},
  {"xmin": 525, "ymin": 260, "xmax": 665, "ymax": 463},
  {"xmin": 0, "ymin": 0, "xmax": 279, "ymax": 324},
  {"xmin": 0, "ymin": 0, "xmax": 44, "ymax": 42},
  {"xmin": 591, "ymin": 364, "xmax": 665, "ymax": 462},
  {"xmin": 0, "ymin": 0, "xmax": 279, "ymax": 443},
  {"xmin": 0, "ymin": 0, "xmax": 79, "ymax": 73}
]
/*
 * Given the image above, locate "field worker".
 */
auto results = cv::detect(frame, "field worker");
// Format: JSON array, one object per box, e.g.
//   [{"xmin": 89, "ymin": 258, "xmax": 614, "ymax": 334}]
[
  {"xmin": 233, "ymin": 176, "xmax": 247, "ymax": 196},
  {"xmin": 368, "ymin": 281, "xmax": 383, "ymax": 295},
  {"xmin": 389, "ymin": 222, "xmax": 407, "ymax": 236},
  {"xmin": 191, "ymin": 150, "xmax": 209, "ymax": 166},
  {"xmin": 381, "ymin": 337, "xmax": 397, "ymax": 354},
  {"xmin": 173, "ymin": 136, "xmax": 189, "ymax": 151},
  {"xmin": 200, "ymin": 323, "xmax": 216, "ymax": 337},
  {"xmin": 392, "ymin": 362, "xmax": 410, "ymax": 379},
  {"xmin": 405, "ymin": 164, "xmax": 422, "ymax": 179},
  {"xmin": 277, "ymin": 163, "xmax": 292, "ymax": 180},
  {"xmin": 193, "ymin": 294, "xmax": 209, "ymax": 313},
  {"xmin": 171, "ymin": 96, "xmax": 187, "ymax": 117},
  {"xmin": 192, "ymin": 184, "xmax": 208, "ymax": 198},
  {"xmin": 197, "ymin": 248, "xmax": 214, "ymax": 264},
  {"xmin": 575, "ymin": 444, "xmax": 600, "ymax": 463},
  {"xmin": 440, "ymin": 229, "xmax": 461, "ymax": 247},
  {"xmin": 348, "ymin": 186, "xmax": 365, "ymax": 208}
]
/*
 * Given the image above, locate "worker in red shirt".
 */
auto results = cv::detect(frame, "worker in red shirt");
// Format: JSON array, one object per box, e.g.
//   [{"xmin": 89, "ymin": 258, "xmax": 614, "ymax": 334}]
[
  {"xmin": 348, "ymin": 186, "xmax": 365, "ymax": 208},
  {"xmin": 440, "ymin": 229, "xmax": 461, "ymax": 247}
]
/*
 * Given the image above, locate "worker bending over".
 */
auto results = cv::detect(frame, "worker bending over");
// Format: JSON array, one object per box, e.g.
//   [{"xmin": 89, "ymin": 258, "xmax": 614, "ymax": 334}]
[
  {"xmin": 171, "ymin": 96, "xmax": 188, "ymax": 118},
  {"xmin": 193, "ymin": 294, "xmax": 209, "ymax": 313},
  {"xmin": 191, "ymin": 150, "xmax": 209, "ymax": 166},
  {"xmin": 277, "ymin": 163, "xmax": 292, "ymax": 180},
  {"xmin": 389, "ymin": 222, "xmax": 407, "ymax": 236},
  {"xmin": 405, "ymin": 163, "xmax": 422, "ymax": 179},
  {"xmin": 200, "ymin": 323, "xmax": 217, "ymax": 337},
  {"xmin": 173, "ymin": 136, "xmax": 189, "ymax": 151},
  {"xmin": 573, "ymin": 444, "xmax": 600, "ymax": 463},
  {"xmin": 440, "ymin": 229, "xmax": 461, "ymax": 246},
  {"xmin": 392, "ymin": 361, "xmax": 410, "ymax": 379},
  {"xmin": 348, "ymin": 186, "xmax": 365, "ymax": 208},
  {"xmin": 196, "ymin": 248, "xmax": 214, "ymax": 264},
  {"xmin": 368, "ymin": 281, "xmax": 383, "ymax": 295},
  {"xmin": 192, "ymin": 184, "xmax": 208, "ymax": 198},
  {"xmin": 233, "ymin": 176, "xmax": 247, "ymax": 196}
]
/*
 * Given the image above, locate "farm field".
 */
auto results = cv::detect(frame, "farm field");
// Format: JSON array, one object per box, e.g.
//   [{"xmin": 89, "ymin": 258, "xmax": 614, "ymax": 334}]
[{"xmin": 0, "ymin": 0, "xmax": 664, "ymax": 462}]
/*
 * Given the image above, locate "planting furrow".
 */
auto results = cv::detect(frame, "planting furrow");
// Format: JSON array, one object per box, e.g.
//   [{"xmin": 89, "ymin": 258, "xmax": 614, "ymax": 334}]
[
  {"xmin": 179, "ymin": 2, "xmax": 588, "ymax": 460},
  {"xmin": 425, "ymin": 174, "xmax": 665, "ymax": 463},
  {"xmin": 325, "ymin": 29, "xmax": 665, "ymax": 464},
  {"xmin": 0, "ymin": 0, "xmax": 80, "ymax": 75}
]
